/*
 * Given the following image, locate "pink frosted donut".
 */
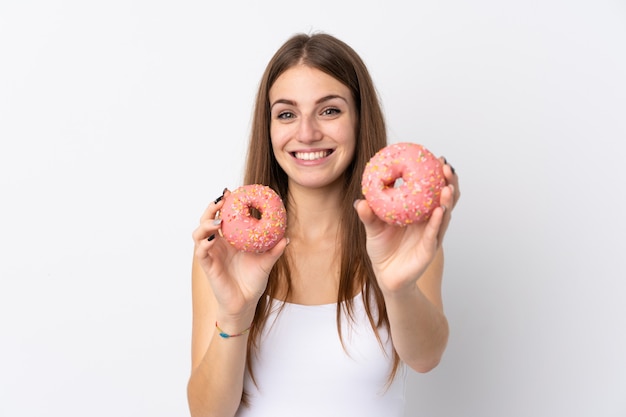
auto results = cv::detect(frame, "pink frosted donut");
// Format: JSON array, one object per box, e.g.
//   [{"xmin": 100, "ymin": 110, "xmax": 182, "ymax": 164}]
[
  {"xmin": 361, "ymin": 142, "xmax": 446, "ymax": 226},
  {"xmin": 220, "ymin": 184, "xmax": 287, "ymax": 252}
]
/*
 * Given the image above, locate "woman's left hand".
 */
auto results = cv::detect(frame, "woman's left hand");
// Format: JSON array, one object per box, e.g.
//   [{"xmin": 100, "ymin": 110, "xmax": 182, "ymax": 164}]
[{"xmin": 354, "ymin": 157, "xmax": 460, "ymax": 294}]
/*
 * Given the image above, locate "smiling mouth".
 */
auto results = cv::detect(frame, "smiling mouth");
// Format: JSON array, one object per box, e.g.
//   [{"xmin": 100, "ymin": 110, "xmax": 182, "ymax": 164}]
[{"xmin": 292, "ymin": 150, "xmax": 333, "ymax": 161}]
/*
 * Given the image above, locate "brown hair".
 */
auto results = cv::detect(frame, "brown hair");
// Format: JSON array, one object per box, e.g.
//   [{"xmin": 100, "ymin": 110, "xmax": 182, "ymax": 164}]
[{"xmin": 243, "ymin": 32, "xmax": 399, "ymax": 388}]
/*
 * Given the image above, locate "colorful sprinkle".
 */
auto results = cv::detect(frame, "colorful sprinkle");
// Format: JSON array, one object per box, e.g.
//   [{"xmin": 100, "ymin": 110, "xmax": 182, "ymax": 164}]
[
  {"xmin": 361, "ymin": 142, "xmax": 445, "ymax": 226},
  {"xmin": 220, "ymin": 184, "xmax": 287, "ymax": 252}
]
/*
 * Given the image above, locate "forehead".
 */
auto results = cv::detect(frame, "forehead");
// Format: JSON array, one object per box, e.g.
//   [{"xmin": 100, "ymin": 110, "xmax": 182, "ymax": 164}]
[{"xmin": 269, "ymin": 65, "xmax": 351, "ymax": 102}]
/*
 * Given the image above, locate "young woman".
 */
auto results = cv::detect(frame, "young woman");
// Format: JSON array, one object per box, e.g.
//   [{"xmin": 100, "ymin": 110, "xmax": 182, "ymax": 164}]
[{"xmin": 188, "ymin": 32, "xmax": 460, "ymax": 417}]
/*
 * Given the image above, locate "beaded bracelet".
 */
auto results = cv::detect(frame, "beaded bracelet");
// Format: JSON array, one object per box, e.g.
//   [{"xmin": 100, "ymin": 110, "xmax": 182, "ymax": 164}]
[{"xmin": 215, "ymin": 321, "xmax": 251, "ymax": 339}]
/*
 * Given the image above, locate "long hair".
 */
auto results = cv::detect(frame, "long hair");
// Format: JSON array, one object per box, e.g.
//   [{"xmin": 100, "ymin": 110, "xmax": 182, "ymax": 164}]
[{"xmin": 243, "ymin": 32, "xmax": 399, "ymax": 387}]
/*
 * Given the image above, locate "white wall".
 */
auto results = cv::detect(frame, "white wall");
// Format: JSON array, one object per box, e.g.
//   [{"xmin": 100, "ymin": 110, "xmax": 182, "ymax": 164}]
[{"xmin": 1, "ymin": 1, "xmax": 625, "ymax": 416}]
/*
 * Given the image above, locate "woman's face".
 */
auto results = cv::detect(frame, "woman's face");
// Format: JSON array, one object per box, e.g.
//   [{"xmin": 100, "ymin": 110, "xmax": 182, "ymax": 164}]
[{"xmin": 269, "ymin": 65, "xmax": 357, "ymax": 191}]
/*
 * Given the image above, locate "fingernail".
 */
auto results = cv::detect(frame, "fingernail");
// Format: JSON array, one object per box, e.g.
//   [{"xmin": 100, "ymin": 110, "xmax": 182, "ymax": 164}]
[
  {"xmin": 450, "ymin": 165, "xmax": 456, "ymax": 175},
  {"xmin": 207, "ymin": 234, "xmax": 215, "ymax": 242},
  {"xmin": 212, "ymin": 219, "xmax": 222, "ymax": 226},
  {"xmin": 213, "ymin": 188, "xmax": 228, "ymax": 204}
]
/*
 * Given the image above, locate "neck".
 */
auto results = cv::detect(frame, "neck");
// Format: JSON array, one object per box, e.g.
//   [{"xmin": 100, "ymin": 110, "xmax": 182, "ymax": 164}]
[
  {"xmin": 285, "ymin": 181, "xmax": 344, "ymax": 242},
  {"xmin": 279, "ymin": 180, "xmax": 347, "ymax": 305}
]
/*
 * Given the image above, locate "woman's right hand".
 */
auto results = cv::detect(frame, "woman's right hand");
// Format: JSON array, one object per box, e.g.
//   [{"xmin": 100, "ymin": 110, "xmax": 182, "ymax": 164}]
[{"xmin": 191, "ymin": 189, "xmax": 289, "ymax": 319}]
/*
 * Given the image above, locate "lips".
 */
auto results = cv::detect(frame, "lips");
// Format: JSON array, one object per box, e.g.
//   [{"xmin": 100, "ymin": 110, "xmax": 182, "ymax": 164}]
[{"xmin": 292, "ymin": 150, "xmax": 333, "ymax": 161}]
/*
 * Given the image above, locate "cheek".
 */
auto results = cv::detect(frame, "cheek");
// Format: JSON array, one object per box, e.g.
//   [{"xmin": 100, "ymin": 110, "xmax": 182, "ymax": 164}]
[
  {"xmin": 269, "ymin": 130, "xmax": 281, "ymax": 155},
  {"xmin": 338, "ymin": 127, "xmax": 357, "ymax": 156},
  {"xmin": 344, "ymin": 141, "xmax": 357, "ymax": 166},
  {"xmin": 270, "ymin": 123, "xmax": 288, "ymax": 150},
  {"xmin": 270, "ymin": 128, "xmax": 292, "ymax": 171},
  {"xmin": 343, "ymin": 134, "xmax": 358, "ymax": 169}
]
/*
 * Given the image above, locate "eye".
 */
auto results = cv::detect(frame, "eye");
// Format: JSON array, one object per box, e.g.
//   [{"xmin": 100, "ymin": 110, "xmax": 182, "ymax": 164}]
[
  {"xmin": 321, "ymin": 107, "xmax": 341, "ymax": 116},
  {"xmin": 276, "ymin": 111, "xmax": 295, "ymax": 120}
]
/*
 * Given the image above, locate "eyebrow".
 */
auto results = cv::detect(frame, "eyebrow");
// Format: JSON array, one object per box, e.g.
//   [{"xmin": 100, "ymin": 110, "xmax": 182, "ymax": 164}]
[{"xmin": 269, "ymin": 94, "xmax": 348, "ymax": 111}]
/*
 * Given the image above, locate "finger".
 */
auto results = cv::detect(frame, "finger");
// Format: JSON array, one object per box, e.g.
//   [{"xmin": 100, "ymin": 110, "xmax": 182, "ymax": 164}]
[
  {"xmin": 435, "ymin": 185, "xmax": 454, "ymax": 244},
  {"xmin": 353, "ymin": 199, "xmax": 386, "ymax": 238},
  {"xmin": 448, "ymin": 183, "xmax": 460, "ymax": 209},
  {"xmin": 440, "ymin": 157, "xmax": 458, "ymax": 189},
  {"xmin": 199, "ymin": 188, "xmax": 230, "ymax": 222},
  {"xmin": 440, "ymin": 158, "xmax": 460, "ymax": 206},
  {"xmin": 437, "ymin": 155, "xmax": 459, "ymax": 205},
  {"xmin": 213, "ymin": 187, "xmax": 229, "ymax": 204},
  {"xmin": 194, "ymin": 232, "xmax": 217, "ymax": 263},
  {"xmin": 452, "ymin": 181, "xmax": 461, "ymax": 208},
  {"xmin": 192, "ymin": 218, "xmax": 224, "ymax": 244},
  {"xmin": 440, "ymin": 156, "xmax": 456, "ymax": 177},
  {"xmin": 439, "ymin": 184, "xmax": 454, "ymax": 213},
  {"xmin": 193, "ymin": 219, "xmax": 229, "ymax": 268},
  {"xmin": 423, "ymin": 205, "xmax": 445, "ymax": 253}
]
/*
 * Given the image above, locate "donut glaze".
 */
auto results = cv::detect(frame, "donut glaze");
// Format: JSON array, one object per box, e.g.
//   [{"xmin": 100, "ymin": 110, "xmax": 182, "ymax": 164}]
[
  {"xmin": 361, "ymin": 142, "xmax": 445, "ymax": 226},
  {"xmin": 220, "ymin": 184, "xmax": 287, "ymax": 252}
]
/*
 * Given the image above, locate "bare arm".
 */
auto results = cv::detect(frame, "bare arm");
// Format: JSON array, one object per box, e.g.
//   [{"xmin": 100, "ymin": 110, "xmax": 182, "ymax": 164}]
[
  {"xmin": 382, "ymin": 248, "xmax": 449, "ymax": 372},
  {"xmin": 355, "ymin": 159, "xmax": 460, "ymax": 372},
  {"xmin": 187, "ymin": 194, "xmax": 288, "ymax": 416},
  {"xmin": 187, "ymin": 257, "xmax": 254, "ymax": 417}
]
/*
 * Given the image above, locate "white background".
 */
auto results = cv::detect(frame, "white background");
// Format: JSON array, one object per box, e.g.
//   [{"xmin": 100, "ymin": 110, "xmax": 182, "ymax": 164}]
[{"xmin": 1, "ymin": 1, "xmax": 625, "ymax": 416}]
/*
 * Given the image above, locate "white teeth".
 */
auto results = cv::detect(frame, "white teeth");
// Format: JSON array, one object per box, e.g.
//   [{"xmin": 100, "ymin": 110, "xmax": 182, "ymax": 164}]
[{"xmin": 294, "ymin": 151, "xmax": 329, "ymax": 161}]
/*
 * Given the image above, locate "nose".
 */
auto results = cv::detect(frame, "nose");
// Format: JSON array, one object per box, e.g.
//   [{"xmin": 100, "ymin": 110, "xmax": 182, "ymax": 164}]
[{"xmin": 296, "ymin": 115, "xmax": 323, "ymax": 144}]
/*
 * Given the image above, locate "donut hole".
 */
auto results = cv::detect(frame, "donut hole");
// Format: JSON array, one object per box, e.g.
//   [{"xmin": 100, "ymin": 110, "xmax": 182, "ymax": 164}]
[
  {"xmin": 393, "ymin": 177, "xmax": 405, "ymax": 188},
  {"xmin": 248, "ymin": 206, "xmax": 262, "ymax": 220},
  {"xmin": 383, "ymin": 177, "xmax": 405, "ymax": 189}
]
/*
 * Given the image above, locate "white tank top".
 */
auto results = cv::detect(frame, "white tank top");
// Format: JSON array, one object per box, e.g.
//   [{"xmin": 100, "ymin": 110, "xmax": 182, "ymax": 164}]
[{"xmin": 235, "ymin": 293, "xmax": 407, "ymax": 417}]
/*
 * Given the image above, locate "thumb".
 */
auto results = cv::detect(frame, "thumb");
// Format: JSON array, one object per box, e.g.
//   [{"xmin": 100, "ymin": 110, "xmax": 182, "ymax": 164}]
[
  {"xmin": 354, "ymin": 199, "xmax": 386, "ymax": 238},
  {"xmin": 258, "ymin": 236, "xmax": 289, "ymax": 273},
  {"xmin": 267, "ymin": 236, "xmax": 289, "ymax": 257}
]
